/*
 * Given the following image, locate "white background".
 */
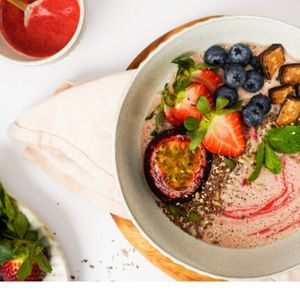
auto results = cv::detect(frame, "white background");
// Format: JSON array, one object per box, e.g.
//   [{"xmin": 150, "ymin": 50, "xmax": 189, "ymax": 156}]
[{"xmin": 1, "ymin": 0, "xmax": 300, "ymax": 281}]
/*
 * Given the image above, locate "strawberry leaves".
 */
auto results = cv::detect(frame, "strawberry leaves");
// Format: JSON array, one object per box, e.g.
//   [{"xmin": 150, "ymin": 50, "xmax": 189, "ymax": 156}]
[
  {"xmin": 0, "ymin": 182, "xmax": 52, "ymax": 280},
  {"xmin": 172, "ymin": 56, "xmax": 218, "ymax": 93},
  {"xmin": 184, "ymin": 96, "xmax": 242, "ymax": 151}
]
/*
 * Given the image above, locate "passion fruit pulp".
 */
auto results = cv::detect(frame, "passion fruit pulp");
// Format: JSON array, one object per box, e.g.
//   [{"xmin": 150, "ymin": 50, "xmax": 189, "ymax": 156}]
[{"xmin": 144, "ymin": 129, "xmax": 211, "ymax": 204}]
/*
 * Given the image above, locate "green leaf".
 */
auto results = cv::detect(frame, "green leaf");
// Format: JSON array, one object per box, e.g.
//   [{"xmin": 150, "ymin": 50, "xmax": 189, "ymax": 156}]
[
  {"xmin": 265, "ymin": 125, "xmax": 300, "ymax": 154},
  {"xmin": 194, "ymin": 63, "xmax": 219, "ymax": 70},
  {"xmin": 154, "ymin": 109, "xmax": 163, "ymax": 132},
  {"xmin": 188, "ymin": 212, "xmax": 202, "ymax": 222},
  {"xmin": 14, "ymin": 212, "xmax": 30, "ymax": 239},
  {"xmin": 162, "ymin": 84, "xmax": 174, "ymax": 107},
  {"xmin": 24, "ymin": 230, "xmax": 38, "ymax": 242},
  {"xmin": 223, "ymin": 158, "xmax": 237, "ymax": 171},
  {"xmin": 17, "ymin": 257, "xmax": 33, "ymax": 281},
  {"xmin": 172, "ymin": 56, "xmax": 195, "ymax": 69},
  {"xmin": 31, "ymin": 241, "xmax": 44, "ymax": 258},
  {"xmin": 218, "ymin": 101, "xmax": 243, "ymax": 115},
  {"xmin": 184, "ymin": 117, "xmax": 200, "ymax": 131},
  {"xmin": 145, "ymin": 110, "xmax": 155, "ymax": 120},
  {"xmin": 265, "ymin": 143, "xmax": 282, "ymax": 174},
  {"xmin": 35, "ymin": 253, "xmax": 52, "ymax": 273},
  {"xmin": 248, "ymin": 141, "xmax": 265, "ymax": 182},
  {"xmin": 216, "ymin": 97, "xmax": 229, "ymax": 111},
  {"xmin": 169, "ymin": 205, "xmax": 188, "ymax": 217},
  {"xmin": 4, "ymin": 192, "xmax": 16, "ymax": 222},
  {"xmin": 196, "ymin": 96, "xmax": 211, "ymax": 114},
  {"xmin": 0, "ymin": 243, "xmax": 13, "ymax": 265},
  {"xmin": 189, "ymin": 129, "xmax": 207, "ymax": 151}
]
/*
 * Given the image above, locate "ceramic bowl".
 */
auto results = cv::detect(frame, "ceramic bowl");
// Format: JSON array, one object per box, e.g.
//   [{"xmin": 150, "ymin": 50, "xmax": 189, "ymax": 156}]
[
  {"xmin": 0, "ymin": 0, "xmax": 85, "ymax": 66},
  {"xmin": 114, "ymin": 16, "xmax": 300, "ymax": 279}
]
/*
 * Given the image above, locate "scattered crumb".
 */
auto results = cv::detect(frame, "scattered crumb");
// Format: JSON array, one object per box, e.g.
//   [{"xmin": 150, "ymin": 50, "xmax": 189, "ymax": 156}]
[
  {"xmin": 121, "ymin": 249, "xmax": 129, "ymax": 257},
  {"xmin": 70, "ymin": 275, "xmax": 76, "ymax": 280},
  {"xmin": 89, "ymin": 264, "xmax": 95, "ymax": 269}
]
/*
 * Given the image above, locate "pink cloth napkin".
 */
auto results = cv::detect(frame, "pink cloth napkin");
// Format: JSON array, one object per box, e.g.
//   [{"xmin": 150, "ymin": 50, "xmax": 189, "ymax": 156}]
[
  {"xmin": 9, "ymin": 70, "xmax": 136, "ymax": 219},
  {"xmin": 8, "ymin": 70, "xmax": 300, "ymax": 281}
]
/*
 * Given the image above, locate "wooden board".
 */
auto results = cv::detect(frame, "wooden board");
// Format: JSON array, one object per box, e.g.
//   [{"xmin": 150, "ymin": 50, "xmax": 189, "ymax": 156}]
[{"xmin": 112, "ymin": 16, "xmax": 223, "ymax": 281}]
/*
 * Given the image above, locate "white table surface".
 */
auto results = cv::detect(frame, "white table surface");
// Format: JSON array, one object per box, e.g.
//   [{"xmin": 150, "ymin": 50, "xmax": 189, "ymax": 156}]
[{"xmin": 1, "ymin": 0, "xmax": 300, "ymax": 281}]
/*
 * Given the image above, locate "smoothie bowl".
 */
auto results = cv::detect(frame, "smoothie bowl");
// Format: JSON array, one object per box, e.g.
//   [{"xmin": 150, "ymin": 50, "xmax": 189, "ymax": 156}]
[
  {"xmin": 0, "ymin": 0, "xmax": 85, "ymax": 65},
  {"xmin": 115, "ymin": 16, "xmax": 300, "ymax": 279}
]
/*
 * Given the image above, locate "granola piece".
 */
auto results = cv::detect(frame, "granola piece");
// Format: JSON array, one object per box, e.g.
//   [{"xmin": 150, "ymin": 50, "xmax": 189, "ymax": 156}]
[
  {"xmin": 276, "ymin": 95, "xmax": 300, "ymax": 125},
  {"xmin": 269, "ymin": 84, "xmax": 294, "ymax": 104},
  {"xmin": 259, "ymin": 44, "xmax": 285, "ymax": 79},
  {"xmin": 278, "ymin": 63, "xmax": 300, "ymax": 85}
]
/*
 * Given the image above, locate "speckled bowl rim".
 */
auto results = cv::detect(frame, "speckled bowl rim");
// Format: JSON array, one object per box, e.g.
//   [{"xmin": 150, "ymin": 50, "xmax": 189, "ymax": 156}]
[
  {"xmin": 114, "ymin": 15, "xmax": 300, "ymax": 280},
  {"xmin": 0, "ymin": 0, "xmax": 85, "ymax": 66}
]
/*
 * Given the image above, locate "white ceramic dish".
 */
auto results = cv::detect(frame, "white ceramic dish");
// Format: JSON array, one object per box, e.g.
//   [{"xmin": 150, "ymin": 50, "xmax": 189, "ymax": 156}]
[
  {"xmin": 114, "ymin": 16, "xmax": 300, "ymax": 279},
  {"xmin": 0, "ymin": 0, "xmax": 85, "ymax": 66},
  {"xmin": 7, "ymin": 197, "xmax": 69, "ymax": 281}
]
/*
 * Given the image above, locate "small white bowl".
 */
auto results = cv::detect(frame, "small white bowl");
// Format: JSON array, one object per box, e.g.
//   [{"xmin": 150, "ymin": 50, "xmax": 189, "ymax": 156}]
[{"xmin": 0, "ymin": 0, "xmax": 85, "ymax": 66}]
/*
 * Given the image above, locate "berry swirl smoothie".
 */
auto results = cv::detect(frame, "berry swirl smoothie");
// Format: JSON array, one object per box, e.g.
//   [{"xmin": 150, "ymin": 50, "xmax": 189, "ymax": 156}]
[{"xmin": 142, "ymin": 42, "xmax": 300, "ymax": 248}]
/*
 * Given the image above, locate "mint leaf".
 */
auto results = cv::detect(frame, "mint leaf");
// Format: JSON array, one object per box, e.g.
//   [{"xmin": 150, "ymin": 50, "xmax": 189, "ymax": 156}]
[
  {"xmin": 266, "ymin": 125, "xmax": 300, "ymax": 154},
  {"xmin": 196, "ymin": 96, "xmax": 211, "ymax": 114},
  {"xmin": 216, "ymin": 97, "xmax": 229, "ymax": 111},
  {"xmin": 265, "ymin": 143, "xmax": 282, "ymax": 174},
  {"xmin": 248, "ymin": 141, "xmax": 265, "ymax": 182},
  {"xmin": 14, "ymin": 212, "xmax": 30, "ymax": 239},
  {"xmin": 0, "ymin": 243, "xmax": 12, "ymax": 265},
  {"xmin": 189, "ymin": 129, "xmax": 207, "ymax": 151},
  {"xmin": 17, "ymin": 257, "xmax": 33, "ymax": 281},
  {"xmin": 184, "ymin": 117, "xmax": 200, "ymax": 131},
  {"xmin": 194, "ymin": 63, "xmax": 219, "ymax": 70},
  {"xmin": 35, "ymin": 253, "xmax": 52, "ymax": 273}
]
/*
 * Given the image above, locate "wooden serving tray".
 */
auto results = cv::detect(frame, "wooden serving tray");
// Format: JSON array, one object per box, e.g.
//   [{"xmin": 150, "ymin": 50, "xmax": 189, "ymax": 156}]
[{"xmin": 112, "ymin": 16, "xmax": 223, "ymax": 281}]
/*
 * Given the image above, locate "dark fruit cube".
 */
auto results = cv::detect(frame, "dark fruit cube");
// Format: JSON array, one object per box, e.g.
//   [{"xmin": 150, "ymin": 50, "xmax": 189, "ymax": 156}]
[
  {"xmin": 243, "ymin": 70, "xmax": 264, "ymax": 93},
  {"xmin": 249, "ymin": 94, "xmax": 271, "ymax": 114},
  {"xmin": 214, "ymin": 85, "xmax": 238, "ymax": 108},
  {"xmin": 227, "ymin": 43, "xmax": 252, "ymax": 66},
  {"xmin": 204, "ymin": 45, "xmax": 227, "ymax": 66},
  {"xmin": 144, "ymin": 129, "xmax": 211, "ymax": 204},
  {"xmin": 224, "ymin": 64, "xmax": 247, "ymax": 88},
  {"xmin": 242, "ymin": 104, "xmax": 265, "ymax": 126}
]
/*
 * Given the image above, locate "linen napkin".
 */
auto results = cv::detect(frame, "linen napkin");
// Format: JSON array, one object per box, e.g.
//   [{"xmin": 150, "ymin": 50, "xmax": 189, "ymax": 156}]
[
  {"xmin": 8, "ymin": 70, "xmax": 300, "ymax": 281},
  {"xmin": 9, "ymin": 70, "xmax": 136, "ymax": 219}
]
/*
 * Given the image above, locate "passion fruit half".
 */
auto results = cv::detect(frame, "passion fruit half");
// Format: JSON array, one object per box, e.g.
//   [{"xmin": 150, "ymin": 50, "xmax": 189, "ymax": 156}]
[{"xmin": 144, "ymin": 129, "xmax": 211, "ymax": 204}]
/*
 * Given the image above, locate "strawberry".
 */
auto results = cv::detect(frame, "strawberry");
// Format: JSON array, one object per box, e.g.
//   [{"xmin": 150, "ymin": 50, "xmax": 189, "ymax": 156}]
[
  {"xmin": 191, "ymin": 69, "xmax": 223, "ymax": 93},
  {"xmin": 184, "ymin": 97, "xmax": 246, "ymax": 157},
  {"xmin": 164, "ymin": 83, "xmax": 213, "ymax": 126},
  {"xmin": 202, "ymin": 112, "xmax": 246, "ymax": 157},
  {"xmin": 172, "ymin": 56, "xmax": 223, "ymax": 93},
  {"xmin": 0, "ymin": 183, "xmax": 52, "ymax": 281},
  {"xmin": 0, "ymin": 257, "xmax": 45, "ymax": 281}
]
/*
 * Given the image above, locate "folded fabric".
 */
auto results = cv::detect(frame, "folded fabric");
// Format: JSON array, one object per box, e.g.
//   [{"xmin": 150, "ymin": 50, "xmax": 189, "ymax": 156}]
[
  {"xmin": 8, "ymin": 69, "xmax": 300, "ymax": 281},
  {"xmin": 9, "ymin": 70, "xmax": 136, "ymax": 219}
]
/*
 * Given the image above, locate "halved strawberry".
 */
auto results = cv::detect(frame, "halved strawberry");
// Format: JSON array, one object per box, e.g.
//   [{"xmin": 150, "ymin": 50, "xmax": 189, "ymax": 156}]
[
  {"xmin": 164, "ymin": 83, "xmax": 213, "ymax": 126},
  {"xmin": 202, "ymin": 112, "xmax": 246, "ymax": 157},
  {"xmin": 0, "ymin": 257, "xmax": 46, "ymax": 281},
  {"xmin": 191, "ymin": 69, "xmax": 223, "ymax": 93}
]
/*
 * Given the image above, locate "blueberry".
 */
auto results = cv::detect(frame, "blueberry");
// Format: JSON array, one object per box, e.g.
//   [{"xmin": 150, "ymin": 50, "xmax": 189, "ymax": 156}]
[
  {"xmin": 214, "ymin": 85, "xmax": 238, "ymax": 108},
  {"xmin": 249, "ymin": 94, "xmax": 271, "ymax": 114},
  {"xmin": 204, "ymin": 45, "xmax": 227, "ymax": 66},
  {"xmin": 243, "ymin": 71, "xmax": 264, "ymax": 93},
  {"xmin": 227, "ymin": 43, "xmax": 252, "ymax": 66},
  {"xmin": 242, "ymin": 104, "xmax": 265, "ymax": 126},
  {"xmin": 250, "ymin": 56, "xmax": 261, "ymax": 71},
  {"xmin": 224, "ymin": 64, "xmax": 247, "ymax": 88}
]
